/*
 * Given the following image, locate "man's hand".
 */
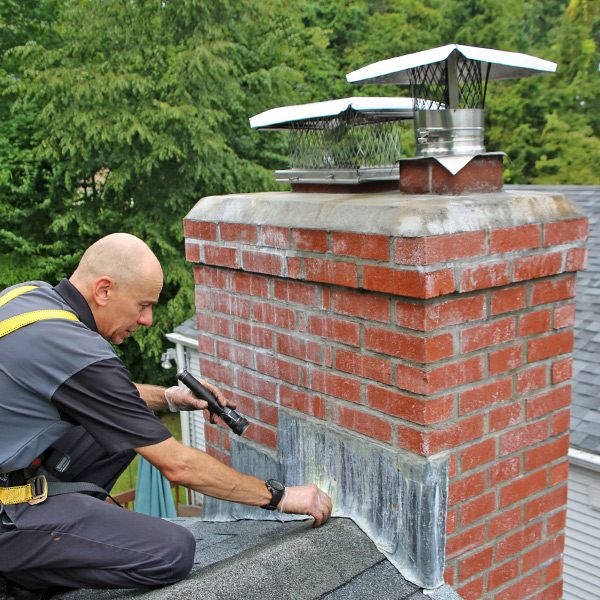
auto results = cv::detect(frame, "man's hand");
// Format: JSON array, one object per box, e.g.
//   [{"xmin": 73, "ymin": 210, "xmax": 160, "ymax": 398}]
[
  {"xmin": 164, "ymin": 381, "xmax": 235, "ymax": 417},
  {"xmin": 278, "ymin": 485, "xmax": 332, "ymax": 528}
]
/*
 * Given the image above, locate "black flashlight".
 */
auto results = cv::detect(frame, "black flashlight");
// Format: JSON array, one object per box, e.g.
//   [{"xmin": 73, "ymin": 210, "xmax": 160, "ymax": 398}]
[{"xmin": 176, "ymin": 368, "xmax": 250, "ymax": 436}]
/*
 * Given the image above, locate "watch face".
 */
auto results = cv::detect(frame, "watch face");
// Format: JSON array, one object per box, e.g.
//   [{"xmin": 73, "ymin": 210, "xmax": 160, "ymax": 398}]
[{"xmin": 267, "ymin": 479, "xmax": 285, "ymax": 492}]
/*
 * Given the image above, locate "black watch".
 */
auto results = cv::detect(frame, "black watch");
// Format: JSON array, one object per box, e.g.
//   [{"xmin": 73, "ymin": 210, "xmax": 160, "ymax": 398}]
[{"xmin": 261, "ymin": 478, "xmax": 285, "ymax": 511}]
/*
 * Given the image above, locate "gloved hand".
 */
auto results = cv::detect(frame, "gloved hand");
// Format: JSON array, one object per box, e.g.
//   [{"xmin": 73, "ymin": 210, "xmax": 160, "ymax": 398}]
[{"xmin": 164, "ymin": 381, "xmax": 234, "ymax": 422}]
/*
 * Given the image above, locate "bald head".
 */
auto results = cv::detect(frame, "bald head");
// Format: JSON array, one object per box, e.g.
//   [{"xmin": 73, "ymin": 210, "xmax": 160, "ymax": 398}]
[
  {"xmin": 72, "ymin": 233, "xmax": 162, "ymax": 290},
  {"xmin": 70, "ymin": 233, "xmax": 164, "ymax": 343}
]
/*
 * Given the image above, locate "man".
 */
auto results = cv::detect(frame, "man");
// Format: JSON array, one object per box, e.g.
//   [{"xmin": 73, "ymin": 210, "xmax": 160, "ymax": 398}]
[{"xmin": 0, "ymin": 233, "xmax": 332, "ymax": 595}]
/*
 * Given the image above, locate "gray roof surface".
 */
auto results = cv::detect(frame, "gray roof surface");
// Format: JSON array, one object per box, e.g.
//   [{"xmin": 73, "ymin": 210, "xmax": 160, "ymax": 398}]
[
  {"xmin": 506, "ymin": 186, "xmax": 600, "ymax": 454},
  {"xmin": 47, "ymin": 517, "xmax": 459, "ymax": 600}
]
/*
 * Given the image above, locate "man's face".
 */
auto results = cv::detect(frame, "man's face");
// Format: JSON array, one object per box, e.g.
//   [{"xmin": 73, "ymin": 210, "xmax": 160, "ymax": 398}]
[{"xmin": 101, "ymin": 273, "xmax": 163, "ymax": 344}]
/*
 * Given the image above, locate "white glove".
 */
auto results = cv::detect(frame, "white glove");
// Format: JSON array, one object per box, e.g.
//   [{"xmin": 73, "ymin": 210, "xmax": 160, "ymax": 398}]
[{"xmin": 165, "ymin": 386, "xmax": 199, "ymax": 412}]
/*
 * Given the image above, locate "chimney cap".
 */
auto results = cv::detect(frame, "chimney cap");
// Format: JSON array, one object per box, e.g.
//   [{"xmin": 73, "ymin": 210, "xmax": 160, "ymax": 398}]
[
  {"xmin": 346, "ymin": 44, "xmax": 557, "ymax": 85},
  {"xmin": 249, "ymin": 96, "xmax": 414, "ymax": 130}
]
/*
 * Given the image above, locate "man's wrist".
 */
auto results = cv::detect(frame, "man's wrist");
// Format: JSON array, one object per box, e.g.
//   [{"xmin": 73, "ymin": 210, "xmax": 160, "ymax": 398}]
[{"xmin": 261, "ymin": 479, "xmax": 285, "ymax": 511}]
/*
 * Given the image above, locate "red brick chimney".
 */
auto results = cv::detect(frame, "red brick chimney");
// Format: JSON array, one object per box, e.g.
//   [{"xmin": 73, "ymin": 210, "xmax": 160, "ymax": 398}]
[{"xmin": 183, "ymin": 185, "xmax": 587, "ymax": 599}]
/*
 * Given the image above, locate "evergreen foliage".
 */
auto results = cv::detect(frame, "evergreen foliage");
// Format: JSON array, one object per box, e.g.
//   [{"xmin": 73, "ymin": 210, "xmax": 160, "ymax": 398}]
[{"xmin": 1, "ymin": 0, "xmax": 598, "ymax": 383}]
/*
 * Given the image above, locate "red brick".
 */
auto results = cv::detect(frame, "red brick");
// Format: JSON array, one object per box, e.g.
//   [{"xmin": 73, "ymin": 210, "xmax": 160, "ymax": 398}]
[
  {"xmin": 337, "ymin": 405, "xmax": 392, "ymax": 443},
  {"xmin": 333, "ymin": 289, "xmax": 390, "ymax": 323},
  {"xmin": 216, "ymin": 340, "xmax": 254, "ymax": 369},
  {"xmin": 489, "ymin": 506, "xmax": 522, "ymax": 539},
  {"xmin": 367, "ymin": 386, "xmax": 454, "ymax": 424},
  {"xmin": 489, "ymin": 401, "xmax": 522, "ymax": 433},
  {"xmin": 446, "ymin": 524, "xmax": 486, "ymax": 560},
  {"xmin": 547, "ymin": 510, "xmax": 567, "ymax": 537},
  {"xmin": 490, "ymin": 224, "xmax": 541, "ymax": 254},
  {"xmin": 230, "ymin": 392, "xmax": 257, "ymax": 418},
  {"xmin": 523, "ymin": 534, "xmax": 565, "ymax": 574},
  {"xmin": 185, "ymin": 241, "xmax": 201, "ymax": 262},
  {"xmin": 258, "ymin": 401, "xmax": 279, "ymax": 426},
  {"xmin": 206, "ymin": 444, "xmax": 230, "ymax": 465},
  {"xmin": 256, "ymin": 353, "xmax": 300, "ymax": 385},
  {"xmin": 287, "ymin": 257, "xmax": 301, "ymax": 279},
  {"xmin": 233, "ymin": 321, "xmax": 273, "ymax": 349},
  {"xmin": 554, "ymin": 303, "xmax": 575, "ymax": 328},
  {"xmin": 530, "ymin": 580, "xmax": 562, "ymax": 600},
  {"xmin": 461, "ymin": 493, "xmax": 495, "ymax": 527},
  {"xmin": 462, "ymin": 318, "xmax": 515, "ymax": 353},
  {"xmin": 489, "ymin": 456, "xmax": 521, "ymax": 488},
  {"xmin": 489, "ymin": 345, "xmax": 523, "ymax": 375},
  {"xmin": 527, "ymin": 330, "xmax": 573, "ymax": 363},
  {"xmin": 500, "ymin": 469, "xmax": 548, "ymax": 508},
  {"xmin": 363, "ymin": 265, "xmax": 455, "ymax": 299},
  {"xmin": 231, "ymin": 272, "xmax": 269, "ymax": 298},
  {"xmin": 237, "ymin": 370, "xmax": 277, "ymax": 402},
  {"xmin": 527, "ymin": 385, "xmax": 571, "ymax": 419},
  {"xmin": 293, "ymin": 228, "xmax": 328, "ymax": 252},
  {"xmin": 500, "ymin": 419, "xmax": 548, "ymax": 457},
  {"xmin": 308, "ymin": 316, "xmax": 360, "ymax": 347},
  {"xmin": 496, "ymin": 570, "xmax": 543, "ymax": 600},
  {"xmin": 459, "ymin": 377, "xmax": 512, "ymax": 415},
  {"xmin": 519, "ymin": 309, "xmax": 552, "ymax": 337},
  {"xmin": 457, "ymin": 577, "xmax": 484, "ymax": 600},
  {"xmin": 394, "ymin": 231, "xmax": 486, "ymax": 265},
  {"xmin": 263, "ymin": 225, "xmax": 290, "ymax": 248},
  {"xmin": 197, "ymin": 312, "xmax": 232, "ymax": 338},
  {"xmin": 280, "ymin": 386, "xmax": 326, "ymax": 420},
  {"xmin": 449, "ymin": 471, "xmax": 486, "ymax": 506},
  {"xmin": 447, "ymin": 509, "xmax": 458, "ymax": 535},
  {"xmin": 551, "ymin": 409, "xmax": 571, "ymax": 436},
  {"xmin": 397, "ymin": 414, "xmax": 484, "ymax": 456},
  {"xmin": 514, "ymin": 252, "xmax": 563, "ymax": 281},
  {"xmin": 245, "ymin": 421, "xmax": 277, "ymax": 449},
  {"xmin": 276, "ymin": 332, "xmax": 322, "ymax": 364},
  {"xmin": 194, "ymin": 289, "xmax": 211, "ymax": 309},
  {"xmin": 552, "ymin": 358, "xmax": 573, "ymax": 383},
  {"xmin": 496, "ymin": 522, "xmax": 544, "ymax": 561},
  {"xmin": 491, "ymin": 286, "xmax": 526, "ymax": 315},
  {"xmin": 196, "ymin": 333, "xmax": 215, "ymax": 355},
  {"xmin": 566, "ymin": 246, "xmax": 587, "ymax": 271},
  {"xmin": 312, "ymin": 370, "xmax": 361, "ymax": 403},
  {"xmin": 460, "ymin": 262, "xmax": 510, "ymax": 292},
  {"xmin": 204, "ymin": 244, "xmax": 240, "ymax": 269},
  {"xmin": 220, "ymin": 222, "xmax": 258, "ymax": 243},
  {"xmin": 459, "ymin": 546, "xmax": 494, "ymax": 580},
  {"xmin": 531, "ymin": 275, "xmax": 577, "ymax": 306},
  {"xmin": 366, "ymin": 326, "xmax": 454, "ymax": 363},
  {"xmin": 524, "ymin": 485, "xmax": 568, "ymax": 523},
  {"xmin": 194, "ymin": 265, "xmax": 228, "ymax": 288},
  {"xmin": 396, "ymin": 357, "xmax": 484, "ymax": 395},
  {"xmin": 273, "ymin": 280, "xmax": 318, "ymax": 307},
  {"xmin": 396, "ymin": 295, "xmax": 486, "ymax": 331},
  {"xmin": 517, "ymin": 365, "xmax": 547, "ymax": 395},
  {"xmin": 332, "ymin": 232, "xmax": 389, "ymax": 261},
  {"xmin": 461, "ymin": 438, "xmax": 496, "ymax": 471},
  {"xmin": 544, "ymin": 218, "xmax": 588, "ymax": 246},
  {"xmin": 253, "ymin": 301, "xmax": 296, "ymax": 330},
  {"xmin": 305, "ymin": 257, "xmax": 358, "ymax": 287},
  {"xmin": 241, "ymin": 250, "xmax": 283, "ymax": 276},
  {"xmin": 336, "ymin": 350, "xmax": 391, "ymax": 385},
  {"xmin": 213, "ymin": 292, "xmax": 251, "ymax": 319},
  {"xmin": 525, "ymin": 435, "xmax": 570, "ymax": 472},
  {"xmin": 487, "ymin": 558, "xmax": 519, "ymax": 591},
  {"xmin": 198, "ymin": 357, "xmax": 235, "ymax": 387},
  {"xmin": 183, "ymin": 219, "xmax": 217, "ymax": 240}
]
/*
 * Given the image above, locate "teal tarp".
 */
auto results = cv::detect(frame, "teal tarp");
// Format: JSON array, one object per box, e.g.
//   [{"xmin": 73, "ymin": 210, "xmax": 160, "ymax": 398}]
[{"xmin": 134, "ymin": 456, "xmax": 177, "ymax": 518}]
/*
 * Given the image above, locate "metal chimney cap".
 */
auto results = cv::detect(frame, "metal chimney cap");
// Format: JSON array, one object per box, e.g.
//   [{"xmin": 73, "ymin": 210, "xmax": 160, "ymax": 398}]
[
  {"xmin": 249, "ymin": 96, "xmax": 414, "ymax": 130},
  {"xmin": 346, "ymin": 44, "xmax": 557, "ymax": 85}
]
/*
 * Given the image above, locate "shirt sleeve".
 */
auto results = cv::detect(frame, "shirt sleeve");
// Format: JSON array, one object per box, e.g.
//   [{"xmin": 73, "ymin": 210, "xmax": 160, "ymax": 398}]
[{"xmin": 51, "ymin": 357, "xmax": 172, "ymax": 453}]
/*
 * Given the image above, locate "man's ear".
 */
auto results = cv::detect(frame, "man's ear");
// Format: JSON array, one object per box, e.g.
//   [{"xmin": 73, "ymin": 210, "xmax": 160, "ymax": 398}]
[{"xmin": 92, "ymin": 276, "xmax": 114, "ymax": 307}]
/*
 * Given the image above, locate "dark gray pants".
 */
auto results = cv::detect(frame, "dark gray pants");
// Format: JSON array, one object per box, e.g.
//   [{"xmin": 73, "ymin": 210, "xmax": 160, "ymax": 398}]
[{"xmin": 0, "ymin": 428, "xmax": 195, "ymax": 591}]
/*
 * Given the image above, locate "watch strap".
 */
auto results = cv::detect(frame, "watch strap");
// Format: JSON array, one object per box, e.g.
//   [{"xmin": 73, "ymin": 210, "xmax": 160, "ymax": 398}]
[{"xmin": 261, "ymin": 479, "xmax": 285, "ymax": 510}]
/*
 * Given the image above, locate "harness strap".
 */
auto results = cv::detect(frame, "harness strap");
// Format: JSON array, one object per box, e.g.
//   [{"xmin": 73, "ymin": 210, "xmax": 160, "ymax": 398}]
[
  {"xmin": 0, "ymin": 475, "xmax": 120, "ymax": 507},
  {"xmin": 0, "ymin": 285, "xmax": 38, "ymax": 308}
]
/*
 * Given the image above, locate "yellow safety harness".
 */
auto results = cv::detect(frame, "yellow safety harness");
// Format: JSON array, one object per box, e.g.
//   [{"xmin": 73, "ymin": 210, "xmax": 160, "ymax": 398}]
[{"xmin": 0, "ymin": 285, "xmax": 82, "ymax": 506}]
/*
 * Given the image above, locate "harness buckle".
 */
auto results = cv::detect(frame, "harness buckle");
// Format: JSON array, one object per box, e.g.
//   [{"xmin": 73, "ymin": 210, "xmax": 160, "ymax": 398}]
[{"xmin": 27, "ymin": 475, "xmax": 48, "ymax": 505}]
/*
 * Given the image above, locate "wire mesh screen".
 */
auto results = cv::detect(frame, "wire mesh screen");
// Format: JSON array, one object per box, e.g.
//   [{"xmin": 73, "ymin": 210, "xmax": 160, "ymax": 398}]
[
  {"xmin": 288, "ymin": 108, "xmax": 402, "ymax": 169},
  {"xmin": 409, "ymin": 57, "xmax": 484, "ymax": 110}
]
